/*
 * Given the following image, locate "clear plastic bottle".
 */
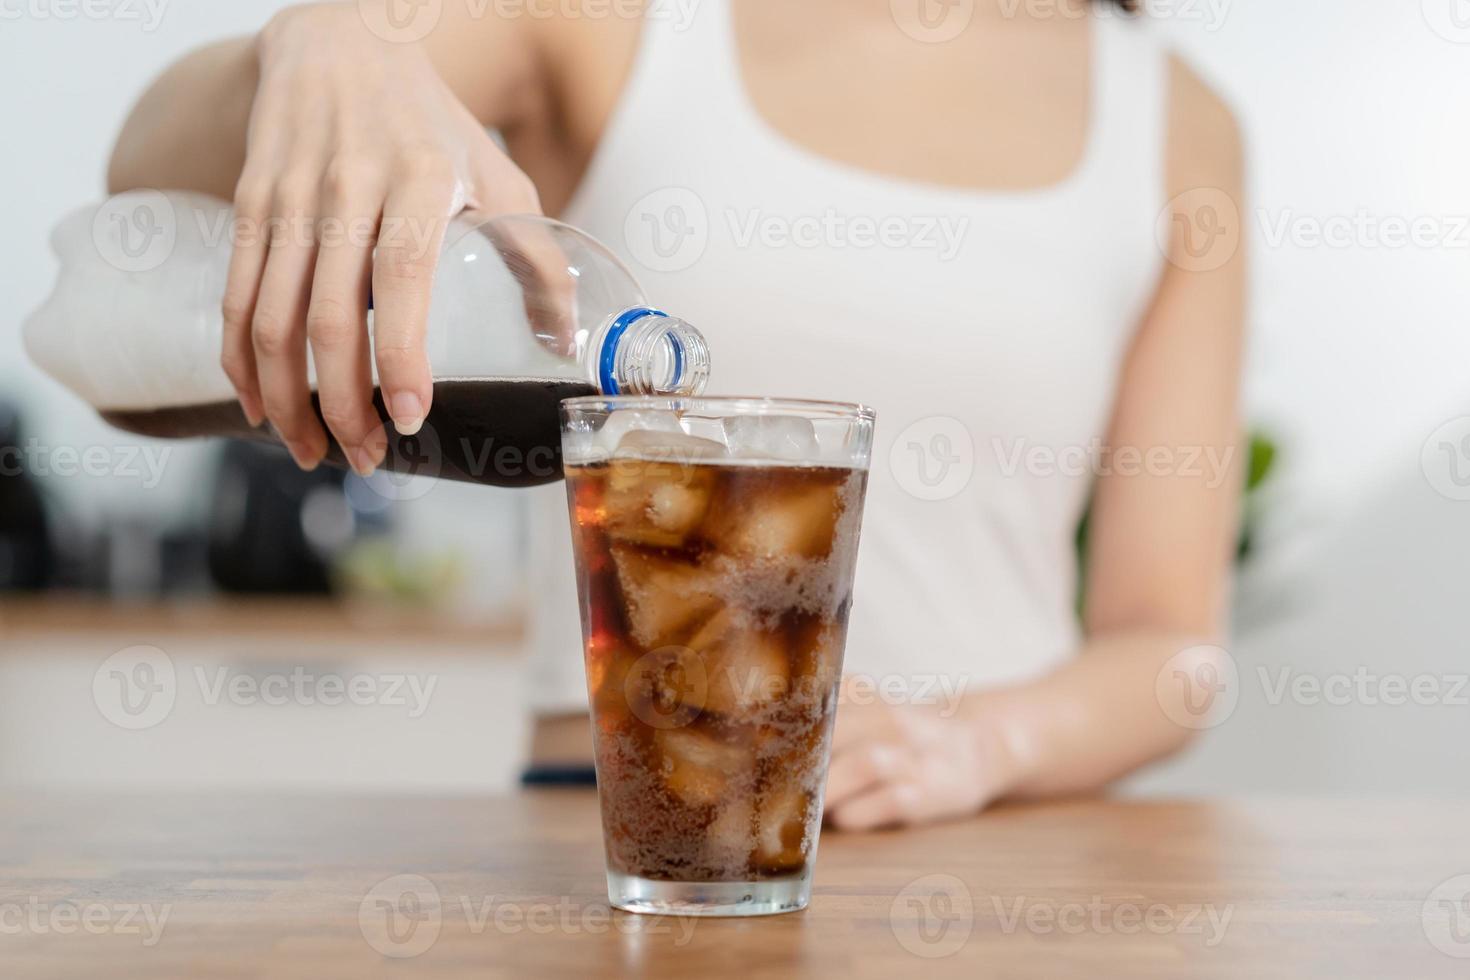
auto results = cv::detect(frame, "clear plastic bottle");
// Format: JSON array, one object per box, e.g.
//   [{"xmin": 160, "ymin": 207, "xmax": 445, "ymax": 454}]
[{"xmin": 25, "ymin": 192, "xmax": 710, "ymax": 487}]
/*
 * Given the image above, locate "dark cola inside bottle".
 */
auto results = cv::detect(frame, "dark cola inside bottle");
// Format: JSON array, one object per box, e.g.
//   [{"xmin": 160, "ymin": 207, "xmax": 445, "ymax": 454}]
[{"xmin": 26, "ymin": 197, "xmax": 709, "ymax": 487}]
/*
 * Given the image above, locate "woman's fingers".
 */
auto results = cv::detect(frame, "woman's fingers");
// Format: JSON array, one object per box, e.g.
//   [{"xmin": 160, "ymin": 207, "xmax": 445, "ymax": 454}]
[
  {"xmin": 824, "ymin": 740, "xmax": 905, "ymax": 811},
  {"xmin": 252, "ymin": 198, "xmax": 326, "ymax": 469},
  {"xmin": 220, "ymin": 180, "xmax": 271, "ymax": 427},
  {"xmin": 825, "ymin": 781, "xmax": 924, "ymax": 832},
  {"xmin": 825, "ymin": 738, "xmax": 990, "ymax": 830},
  {"xmin": 371, "ymin": 163, "xmax": 460, "ymax": 435},
  {"xmin": 308, "ymin": 167, "xmax": 387, "ymax": 475}
]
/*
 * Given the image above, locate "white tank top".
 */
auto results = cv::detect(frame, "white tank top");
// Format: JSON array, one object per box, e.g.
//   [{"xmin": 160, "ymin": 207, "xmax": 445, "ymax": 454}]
[{"xmin": 527, "ymin": 2, "xmax": 1168, "ymax": 710}]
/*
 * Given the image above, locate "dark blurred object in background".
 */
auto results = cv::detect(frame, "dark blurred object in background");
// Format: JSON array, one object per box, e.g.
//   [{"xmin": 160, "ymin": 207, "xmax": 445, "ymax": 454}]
[
  {"xmin": 0, "ymin": 401, "xmax": 55, "ymax": 590},
  {"xmin": 207, "ymin": 440, "xmax": 384, "ymax": 594}
]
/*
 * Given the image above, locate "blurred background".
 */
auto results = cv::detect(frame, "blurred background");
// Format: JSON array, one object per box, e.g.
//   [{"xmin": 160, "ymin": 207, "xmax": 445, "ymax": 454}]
[{"xmin": 1, "ymin": 0, "xmax": 1468, "ymax": 796}]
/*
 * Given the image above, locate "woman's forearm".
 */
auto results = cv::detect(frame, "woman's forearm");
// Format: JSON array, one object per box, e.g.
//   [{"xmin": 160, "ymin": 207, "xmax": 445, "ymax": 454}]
[
  {"xmin": 107, "ymin": 37, "xmax": 259, "ymax": 199},
  {"xmin": 972, "ymin": 630, "xmax": 1226, "ymax": 800}
]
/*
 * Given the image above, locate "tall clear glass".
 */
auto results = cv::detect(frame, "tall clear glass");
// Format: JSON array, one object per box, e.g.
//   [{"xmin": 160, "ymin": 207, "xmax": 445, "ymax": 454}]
[{"xmin": 560, "ymin": 396, "xmax": 875, "ymax": 916}]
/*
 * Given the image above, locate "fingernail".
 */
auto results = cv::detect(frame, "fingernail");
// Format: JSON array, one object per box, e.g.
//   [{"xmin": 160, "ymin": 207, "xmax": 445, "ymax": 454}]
[
  {"xmin": 350, "ymin": 447, "xmax": 376, "ymax": 477},
  {"xmin": 286, "ymin": 441, "xmax": 320, "ymax": 472},
  {"xmin": 241, "ymin": 396, "xmax": 265, "ymax": 428},
  {"xmin": 390, "ymin": 392, "xmax": 424, "ymax": 435},
  {"xmin": 353, "ymin": 435, "xmax": 387, "ymax": 477}
]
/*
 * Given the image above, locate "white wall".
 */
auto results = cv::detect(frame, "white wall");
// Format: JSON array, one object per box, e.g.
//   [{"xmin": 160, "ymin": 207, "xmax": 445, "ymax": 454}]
[{"xmin": 1153, "ymin": 0, "xmax": 1470, "ymax": 547}]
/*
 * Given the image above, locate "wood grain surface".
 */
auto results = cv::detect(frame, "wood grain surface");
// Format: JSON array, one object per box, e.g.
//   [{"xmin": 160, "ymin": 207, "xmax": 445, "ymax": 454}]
[
  {"xmin": 1, "ymin": 791, "xmax": 1466, "ymax": 979},
  {"xmin": 0, "ymin": 597, "xmax": 523, "ymax": 649}
]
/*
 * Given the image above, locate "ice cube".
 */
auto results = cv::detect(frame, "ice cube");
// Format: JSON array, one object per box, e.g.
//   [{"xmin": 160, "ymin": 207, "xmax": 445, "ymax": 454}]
[
  {"xmin": 598, "ymin": 409, "xmax": 682, "ymax": 451},
  {"xmin": 705, "ymin": 480, "xmax": 844, "ymax": 559},
  {"xmin": 792, "ymin": 620, "xmax": 841, "ymax": 694},
  {"xmin": 655, "ymin": 728, "xmax": 750, "ymax": 807},
  {"xmin": 687, "ymin": 609, "xmax": 790, "ymax": 720},
  {"xmin": 722, "ymin": 415, "xmax": 819, "ymax": 462},
  {"xmin": 610, "ymin": 545, "xmax": 723, "ymax": 649},
  {"xmin": 603, "ymin": 449, "xmax": 716, "ymax": 548},
  {"xmin": 615, "ymin": 427, "xmax": 727, "ymax": 463},
  {"xmin": 755, "ymin": 780, "xmax": 811, "ymax": 873},
  {"xmin": 705, "ymin": 795, "xmax": 755, "ymax": 872}
]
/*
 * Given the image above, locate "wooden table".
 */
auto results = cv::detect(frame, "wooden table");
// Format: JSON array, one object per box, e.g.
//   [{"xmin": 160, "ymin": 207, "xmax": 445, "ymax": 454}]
[{"xmin": 2, "ymin": 791, "xmax": 1466, "ymax": 978}]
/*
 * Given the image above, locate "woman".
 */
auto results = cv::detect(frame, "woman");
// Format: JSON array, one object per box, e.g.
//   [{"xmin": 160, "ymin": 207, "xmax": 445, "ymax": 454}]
[{"xmin": 108, "ymin": 0, "xmax": 1244, "ymax": 828}]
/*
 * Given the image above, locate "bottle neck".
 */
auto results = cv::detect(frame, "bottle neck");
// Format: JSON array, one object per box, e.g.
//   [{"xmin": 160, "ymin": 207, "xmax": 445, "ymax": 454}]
[{"xmin": 592, "ymin": 307, "xmax": 710, "ymax": 396}]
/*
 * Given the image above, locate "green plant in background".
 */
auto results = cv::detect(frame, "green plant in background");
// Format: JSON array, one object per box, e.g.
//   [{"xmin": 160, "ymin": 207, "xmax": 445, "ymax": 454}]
[
  {"xmin": 1235, "ymin": 432, "xmax": 1277, "ymax": 561},
  {"xmin": 1074, "ymin": 430, "xmax": 1279, "ymax": 618}
]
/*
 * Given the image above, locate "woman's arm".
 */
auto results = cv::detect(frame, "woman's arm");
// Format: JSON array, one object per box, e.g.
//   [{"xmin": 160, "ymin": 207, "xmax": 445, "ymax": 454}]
[
  {"xmin": 979, "ymin": 57, "xmax": 1246, "ymax": 799},
  {"xmin": 107, "ymin": 4, "xmax": 543, "ymax": 199},
  {"xmin": 824, "ymin": 58, "xmax": 1246, "ymax": 829},
  {"xmin": 107, "ymin": 39, "xmax": 259, "ymax": 201}
]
